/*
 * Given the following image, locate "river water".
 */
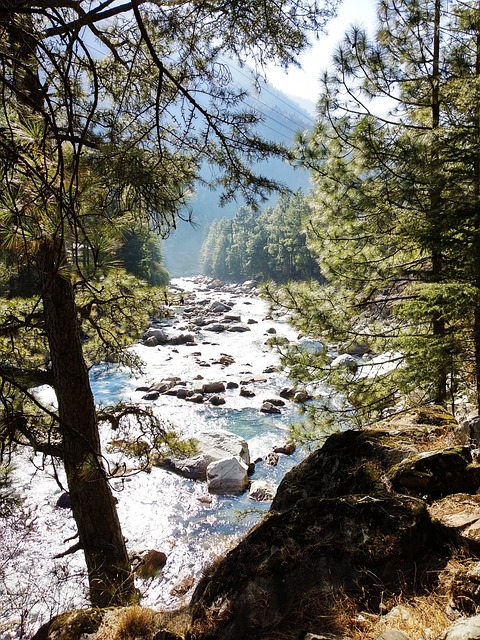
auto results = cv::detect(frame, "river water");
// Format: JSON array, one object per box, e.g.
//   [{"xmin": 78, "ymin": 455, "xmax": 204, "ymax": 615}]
[{"xmin": 0, "ymin": 277, "xmax": 311, "ymax": 637}]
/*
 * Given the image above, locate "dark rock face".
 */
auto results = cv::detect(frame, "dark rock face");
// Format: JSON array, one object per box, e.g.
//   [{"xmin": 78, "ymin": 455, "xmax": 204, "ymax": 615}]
[
  {"xmin": 55, "ymin": 492, "xmax": 71, "ymax": 509},
  {"xmin": 271, "ymin": 430, "xmax": 410, "ymax": 512},
  {"xmin": 188, "ymin": 429, "xmax": 440, "ymax": 640},
  {"xmin": 189, "ymin": 494, "xmax": 432, "ymax": 640},
  {"xmin": 187, "ymin": 407, "xmax": 480, "ymax": 640},
  {"xmin": 389, "ymin": 447, "xmax": 480, "ymax": 497}
]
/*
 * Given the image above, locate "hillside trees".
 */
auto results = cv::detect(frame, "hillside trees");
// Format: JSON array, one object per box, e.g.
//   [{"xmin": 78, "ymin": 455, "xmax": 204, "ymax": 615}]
[
  {"xmin": 118, "ymin": 230, "xmax": 170, "ymax": 286},
  {"xmin": 269, "ymin": 0, "xmax": 480, "ymax": 430},
  {"xmin": 200, "ymin": 193, "xmax": 323, "ymax": 282},
  {"xmin": 0, "ymin": 0, "xmax": 339, "ymax": 608}
]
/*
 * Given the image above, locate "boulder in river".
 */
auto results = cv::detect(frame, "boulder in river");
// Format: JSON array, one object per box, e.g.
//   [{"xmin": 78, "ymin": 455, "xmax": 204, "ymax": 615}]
[
  {"xmin": 260, "ymin": 401, "xmax": 281, "ymax": 414},
  {"xmin": 143, "ymin": 327, "xmax": 168, "ymax": 344},
  {"xmin": 206, "ymin": 323, "xmax": 225, "ymax": 333},
  {"xmin": 133, "ymin": 549, "xmax": 167, "ymax": 579},
  {"xmin": 227, "ymin": 325, "xmax": 251, "ymax": 333},
  {"xmin": 249, "ymin": 480, "xmax": 276, "ymax": 502},
  {"xmin": 208, "ymin": 301, "xmax": 232, "ymax": 313},
  {"xmin": 165, "ymin": 429, "xmax": 250, "ymax": 481},
  {"xmin": 206, "ymin": 456, "xmax": 249, "ymax": 495},
  {"xmin": 186, "ymin": 393, "xmax": 204, "ymax": 404},
  {"xmin": 202, "ymin": 381, "xmax": 226, "ymax": 394},
  {"xmin": 330, "ymin": 353, "xmax": 358, "ymax": 369},
  {"xmin": 273, "ymin": 442, "xmax": 296, "ymax": 456}
]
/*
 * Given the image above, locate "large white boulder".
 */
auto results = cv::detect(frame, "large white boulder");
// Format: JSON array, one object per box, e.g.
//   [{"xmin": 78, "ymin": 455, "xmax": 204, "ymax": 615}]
[
  {"xmin": 166, "ymin": 429, "xmax": 250, "ymax": 481},
  {"xmin": 207, "ymin": 456, "xmax": 249, "ymax": 495}
]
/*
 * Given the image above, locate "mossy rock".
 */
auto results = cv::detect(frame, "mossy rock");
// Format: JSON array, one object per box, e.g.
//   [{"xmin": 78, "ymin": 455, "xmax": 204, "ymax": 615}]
[
  {"xmin": 31, "ymin": 609, "xmax": 104, "ymax": 640},
  {"xmin": 271, "ymin": 429, "xmax": 412, "ymax": 512},
  {"xmin": 372, "ymin": 405, "xmax": 458, "ymax": 445},
  {"xmin": 388, "ymin": 447, "xmax": 480, "ymax": 498}
]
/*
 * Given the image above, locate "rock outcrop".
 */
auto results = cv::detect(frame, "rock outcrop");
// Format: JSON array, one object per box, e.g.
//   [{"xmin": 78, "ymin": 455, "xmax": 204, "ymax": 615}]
[
  {"xmin": 188, "ymin": 406, "xmax": 480, "ymax": 640},
  {"xmin": 33, "ymin": 397, "xmax": 480, "ymax": 640}
]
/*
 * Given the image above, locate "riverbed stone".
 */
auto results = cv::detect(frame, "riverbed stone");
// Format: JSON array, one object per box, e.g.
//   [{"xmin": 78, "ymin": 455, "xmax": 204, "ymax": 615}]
[
  {"xmin": 274, "ymin": 442, "xmax": 296, "ymax": 455},
  {"xmin": 206, "ymin": 323, "xmax": 225, "ymax": 333},
  {"xmin": 330, "ymin": 353, "xmax": 358, "ymax": 370},
  {"xmin": 166, "ymin": 332, "xmax": 196, "ymax": 345},
  {"xmin": 55, "ymin": 492, "xmax": 71, "ymax": 509},
  {"xmin": 202, "ymin": 381, "xmax": 226, "ymax": 393},
  {"xmin": 142, "ymin": 390, "xmax": 160, "ymax": 400},
  {"xmin": 165, "ymin": 429, "xmax": 250, "ymax": 480},
  {"xmin": 143, "ymin": 327, "xmax": 168, "ymax": 343},
  {"xmin": 264, "ymin": 452, "xmax": 279, "ymax": 466},
  {"xmin": 135, "ymin": 549, "xmax": 167, "ymax": 579},
  {"xmin": 207, "ymin": 456, "xmax": 249, "ymax": 494},
  {"xmin": 186, "ymin": 393, "xmax": 204, "ymax": 404},
  {"xmin": 249, "ymin": 480, "xmax": 276, "ymax": 502},
  {"xmin": 227, "ymin": 324, "xmax": 251, "ymax": 332},
  {"xmin": 208, "ymin": 301, "xmax": 232, "ymax": 313},
  {"xmin": 240, "ymin": 386, "xmax": 255, "ymax": 398},
  {"xmin": 260, "ymin": 401, "xmax": 281, "ymax": 414}
]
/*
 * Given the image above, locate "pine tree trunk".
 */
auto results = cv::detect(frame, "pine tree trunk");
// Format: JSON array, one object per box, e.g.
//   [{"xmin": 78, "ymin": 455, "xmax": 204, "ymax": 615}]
[
  {"xmin": 431, "ymin": 0, "xmax": 447, "ymax": 406},
  {"xmin": 38, "ymin": 238, "xmax": 135, "ymax": 607},
  {"xmin": 474, "ymin": 11, "xmax": 480, "ymax": 414}
]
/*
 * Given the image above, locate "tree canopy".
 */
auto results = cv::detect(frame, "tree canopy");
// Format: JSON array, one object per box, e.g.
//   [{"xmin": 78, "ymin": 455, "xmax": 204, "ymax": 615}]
[
  {"xmin": 267, "ymin": 0, "xmax": 480, "ymax": 438},
  {"xmin": 200, "ymin": 193, "xmax": 323, "ymax": 283}
]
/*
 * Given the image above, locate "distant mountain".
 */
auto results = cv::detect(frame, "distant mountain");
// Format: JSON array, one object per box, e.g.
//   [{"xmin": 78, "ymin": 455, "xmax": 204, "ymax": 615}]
[{"xmin": 163, "ymin": 63, "xmax": 314, "ymax": 276}]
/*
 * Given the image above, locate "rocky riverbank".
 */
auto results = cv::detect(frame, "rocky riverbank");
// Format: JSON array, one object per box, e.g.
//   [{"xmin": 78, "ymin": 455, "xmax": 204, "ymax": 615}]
[{"xmin": 32, "ymin": 405, "xmax": 480, "ymax": 640}]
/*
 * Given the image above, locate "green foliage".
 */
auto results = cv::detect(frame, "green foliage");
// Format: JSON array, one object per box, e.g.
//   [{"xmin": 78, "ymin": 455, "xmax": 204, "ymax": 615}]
[
  {"xmin": 200, "ymin": 193, "xmax": 323, "ymax": 283},
  {"xmin": 101, "ymin": 404, "xmax": 198, "ymax": 472},
  {"xmin": 117, "ymin": 230, "xmax": 170, "ymax": 287},
  {"xmin": 0, "ymin": 0, "xmax": 341, "ymax": 608},
  {"xmin": 268, "ymin": 0, "xmax": 480, "ymax": 438}
]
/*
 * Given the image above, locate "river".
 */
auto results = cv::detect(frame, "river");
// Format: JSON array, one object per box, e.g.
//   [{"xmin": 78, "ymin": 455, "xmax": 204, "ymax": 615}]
[{"xmin": 0, "ymin": 276, "xmax": 312, "ymax": 638}]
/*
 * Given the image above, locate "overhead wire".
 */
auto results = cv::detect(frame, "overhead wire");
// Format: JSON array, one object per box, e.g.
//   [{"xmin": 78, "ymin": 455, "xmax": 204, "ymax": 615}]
[
  {"xmin": 78, "ymin": 41, "xmax": 314, "ymax": 145},
  {"xmin": 218, "ymin": 54, "xmax": 315, "ymax": 125}
]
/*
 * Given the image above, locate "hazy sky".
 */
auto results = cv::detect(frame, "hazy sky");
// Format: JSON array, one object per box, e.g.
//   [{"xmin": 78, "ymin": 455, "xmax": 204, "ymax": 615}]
[{"xmin": 265, "ymin": 0, "xmax": 377, "ymax": 104}]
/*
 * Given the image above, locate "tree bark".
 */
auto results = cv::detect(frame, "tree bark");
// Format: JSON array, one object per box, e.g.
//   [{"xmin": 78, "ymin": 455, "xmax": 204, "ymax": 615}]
[
  {"xmin": 38, "ymin": 237, "xmax": 135, "ymax": 607},
  {"xmin": 473, "ymin": 5, "xmax": 480, "ymax": 413},
  {"xmin": 431, "ymin": 0, "xmax": 447, "ymax": 406}
]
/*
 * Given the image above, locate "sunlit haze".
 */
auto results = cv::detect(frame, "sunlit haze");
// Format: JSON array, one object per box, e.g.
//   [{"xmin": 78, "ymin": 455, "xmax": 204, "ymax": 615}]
[{"xmin": 264, "ymin": 0, "xmax": 377, "ymax": 107}]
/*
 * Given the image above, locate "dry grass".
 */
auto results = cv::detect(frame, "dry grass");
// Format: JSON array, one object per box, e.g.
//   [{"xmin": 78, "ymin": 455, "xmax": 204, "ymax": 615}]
[
  {"xmin": 95, "ymin": 605, "xmax": 191, "ymax": 640},
  {"xmin": 348, "ymin": 593, "xmax": 451, "ymax": 640}
]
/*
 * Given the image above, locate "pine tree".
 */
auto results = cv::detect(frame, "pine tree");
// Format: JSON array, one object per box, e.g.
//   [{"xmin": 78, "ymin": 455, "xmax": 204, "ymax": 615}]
[{"xmin": 271, "ymin": 0, "xmax": 480, "ymax": 431}]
